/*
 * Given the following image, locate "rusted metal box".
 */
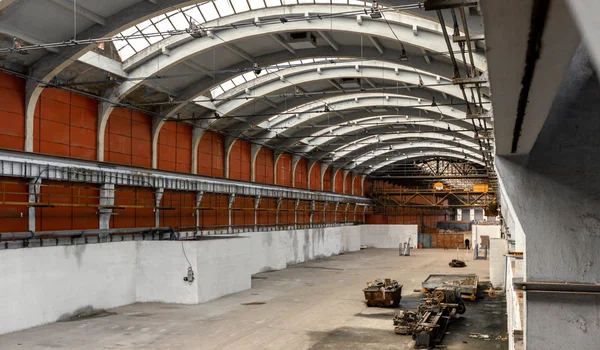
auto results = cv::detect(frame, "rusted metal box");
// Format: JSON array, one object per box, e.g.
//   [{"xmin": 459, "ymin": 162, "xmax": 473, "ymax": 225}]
[{"xmin": 363, "ymin": 284, "xmax": 403, "ymax": 307}]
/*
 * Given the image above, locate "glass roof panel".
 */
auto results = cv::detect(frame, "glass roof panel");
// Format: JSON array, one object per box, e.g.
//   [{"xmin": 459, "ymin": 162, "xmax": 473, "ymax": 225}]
[
  {"xmin": 199, "ymin": 2, "xmax": 220, "ymax": 21},
  {"xmin": 248, "ymin": 0, "xmax": 267, "ymax": 10},
  {"xmin": 113, "ymin": 1, "xmax": 385, "ymax": 61},
  {"xmin": 214, "ymin": 0, "xmax": 236, "ymax": 16}
]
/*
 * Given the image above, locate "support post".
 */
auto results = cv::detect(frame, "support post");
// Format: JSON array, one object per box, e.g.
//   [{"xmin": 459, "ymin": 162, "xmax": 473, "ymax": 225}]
[
  {"xmin": 195, "ymin": 191, "xmax": 204, "ymax": 234},
  {"xmin": 354, "ymin": 204, "xmax": 359, "ymax": 223},
  {"xmin": 322, "ymin": 201, "xmax": 328, "ymax": 225},
  {"xmin": 154, "ymin": 187, "xmax": 164, "ymax": 228},
  {"xmin": 334, "ymin": 202, "xmax": 340, "ymax": 224},
  {"xmin": 99, "ymin": 184, "xmax": 115, "ymax": 230},
  {"xmin": 363, "ymin": 204, "xmax": 368, "ymax": 223},
  {"xmin": 309, "ymin": 200, "xmax": 316, "ymax": 227},
  {"xmin": 344, "ymin": 203, "xmax": 351, "ymax": 223},
  {"xmin": 294, "ymin": 199, "xmax": 300, "ymax": 229},
  {"xmin": 228, "ymin": 193, "xmax": 235, "ymax": 233},
  {"xmin": 275, "ymin": 197, "xmax": 283, "ymax": 228},
  {"xmin": 28, "ymin": 178, "xmax": 41, "ymax": 232},
  {"xmin": 254, "ymin": 195, "xmax": 261, "ymax": 231}
]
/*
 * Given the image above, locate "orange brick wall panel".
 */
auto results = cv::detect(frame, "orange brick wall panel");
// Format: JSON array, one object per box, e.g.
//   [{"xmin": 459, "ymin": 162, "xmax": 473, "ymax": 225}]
[
  {"xmin": 309, "ymin": 163, "xmax": 321, "ymax": 191},
  {"xmin": 105, "ymin": 109, "xmax": 152, "ymax": 168},
  {"xmin": 36, "ymin": 181, "xmax": 99, "ymax": 231},
  {"xmin": 0, "ymin": 178, "xmax": 29, "ymax": 232},
  {"xmin": 112, "ymin": 186, "xmax": 155, "ymax": 229},
  {"xmin": 344, "ymin": 174, "xmax": 351, "ymax": 194},
  {"xmin": 333, "ymin": 171, "xmax": 343, "ymax": 194},
  {"xmin": 276, "ymin": 154, "xmax": 292, "ymax": 187},
  {"xmin": 228, "ymin": 140, "xmax": 251, "ymax": 181},
  {"xmin": 0, "ymin": 75, "xmax": 26, "ymax": 148},
  {"xmin": 353, "ymin": 176, "xmax": 361, "ymax": 195},
  {"xmin": 255, "ymin": 148, "xmax": 274, "ymax": 184},
  {"xmin": 294, "ymin": 158, "xmax": 308, "ymax": 189},
  {"xmin": 198, "ymin": 132, "xmax": 225, "ymax": 177}
]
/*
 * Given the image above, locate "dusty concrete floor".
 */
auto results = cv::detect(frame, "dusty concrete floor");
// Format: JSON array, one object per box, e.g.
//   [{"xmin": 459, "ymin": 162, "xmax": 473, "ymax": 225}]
[{"xmin": 1, "ymin": 248, "xmax": 507, "ymax": 350}]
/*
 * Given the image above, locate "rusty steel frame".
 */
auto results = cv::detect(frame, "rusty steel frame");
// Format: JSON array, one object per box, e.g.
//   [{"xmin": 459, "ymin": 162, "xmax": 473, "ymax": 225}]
[{"xmin": 370, "ymin": 188, "xmax": 496, "ymax": 208}]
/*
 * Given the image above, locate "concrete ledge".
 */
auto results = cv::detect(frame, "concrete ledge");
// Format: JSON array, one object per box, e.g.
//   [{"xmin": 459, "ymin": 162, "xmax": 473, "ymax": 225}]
[{"xmin": 360, "ymin": 224, "xmax": 418, "ymax": 248}]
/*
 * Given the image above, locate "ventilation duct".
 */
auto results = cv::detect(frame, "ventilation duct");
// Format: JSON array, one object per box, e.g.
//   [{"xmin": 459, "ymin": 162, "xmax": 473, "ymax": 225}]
[{"xmin": 287, "ymin": 32, "xmax": 317, "ymax": 49}]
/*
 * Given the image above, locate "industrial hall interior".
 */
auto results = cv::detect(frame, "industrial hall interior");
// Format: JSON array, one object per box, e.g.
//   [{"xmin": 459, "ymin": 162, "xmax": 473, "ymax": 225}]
[{"xmin": 0, "ymin": 0, "xmax": 597, "ymax": 349}]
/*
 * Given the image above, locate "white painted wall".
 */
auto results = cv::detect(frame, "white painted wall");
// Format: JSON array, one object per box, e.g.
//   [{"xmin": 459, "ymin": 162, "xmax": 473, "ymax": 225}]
[
  {"xmin": 360, "ymin": 224, "xmax": 418, "ymax": 248},
  {"xmin": 243, "ymin": 226, "xmax": 361, "ymax": 274},
  {"xmin": 195, "ymin": 238, "xmax": 252, "ymax": 303},
  {"xmin": 490, "ymin": 238, "xmax": 508, "ymax": 288},
  {"xmin": 0, "ymin": 226, "xmax": 367, "ymax": 335},
  {"xmin": 0, "ymin": 242, "xmax": 137, "ymax": 335},
  {"xmin": 136, "ymin": 241, "xmax": 200, "ymax": 304},
  {"xmin": 472, "ymin": 225, "xmax": 501, "ymax": 248}
]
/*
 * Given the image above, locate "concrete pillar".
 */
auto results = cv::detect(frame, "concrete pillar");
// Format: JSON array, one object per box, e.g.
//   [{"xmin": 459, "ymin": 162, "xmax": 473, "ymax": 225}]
[
  {"xmin": 251, "ymin": 144, "xmax": 262, "ymax": 183},
  {"xmin": 253, "ymin": 196, "xmax": 261, "ymax": 231},
  {"xmin": 494, "ymin": 45, "xmax": 600, "ymax": 349},
  {"xmin": 354, "ymin": 204, "xmax": 359, "ymax": 222},
  {"xmin": 154, "ymin": 188, "xmax": 164, "ymax": 228},
  {"xmin": 291, "ymin": 156, "xmax": 301, "ymax": 187},
  {"xmin": 322, "ymin": 201, "xmax": 328, "ymax": 224},
  {"xmin": 28, "ymin": 178, "xmax": 41, "ymax": 231},
  {"xmin": 351, "ymin": 173, "xmax": 358, "ymax": 195},
  {"xmin": 190, "ymin": 127, "xmax": 205, "ymax": 175},
  {"xmin": 99, "ymin": 184, "xmax": 115, "ymax": 230},
  {"xmin": 362, "ymin": 205, "xmax": 368, "ymax": 223},
  {"xmin": 273, "ymin": 152, "xmax": 283, "ymax": 185},
  {"xmin": 223, "ymin": 137, "xmax": 236, "ymax": 179},
  {"xmin": 227, "ymin": 193, "xmax": 235, "ymax": 233},
  {"xmin": 457, "ymin": 208, "xmax": 462, "ymax": 220},
  {"xmin": 320, "ymin": 163, "xmax": 329, "ymax": 191},
  {"xmin": 195, "ymin": 191, "xmax": 204, "ymax": 232},
  {"xmin": 309, "ymin": 200, "xmax": 315, "ymax": 226},
  {"xmin": 490, "ymin": 238, "xmax": 508, "ymax": 289}
]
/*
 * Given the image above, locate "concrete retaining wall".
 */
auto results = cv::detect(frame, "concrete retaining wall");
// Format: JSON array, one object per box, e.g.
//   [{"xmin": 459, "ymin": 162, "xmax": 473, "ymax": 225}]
[
  {"xmin": 472, "ymin": 225, "xmax": 501, "ymax": 247},
  {"xmin": 360, "ymin": 224, "xmax": 418, "ymax": 248},
  {"xmin": 0, "ymin": 226, "xmax": 366, "ymax": 335},
  {"xmin": 0, "ymin": 242, "xmax": 138, "ymax": 335},
  {"xmin": 489, "ymin": 238, "xmax": 508, "ymax": 288},
  {"xmin": 244, "ymin": 226, "xmax": 362, "ymax": 274}
]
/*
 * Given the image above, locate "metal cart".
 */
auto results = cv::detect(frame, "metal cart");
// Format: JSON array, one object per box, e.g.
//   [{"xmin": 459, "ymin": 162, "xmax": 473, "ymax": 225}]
[{"xmin": 421, "ymin": 274, "xmax": 478, "ymax": 301}]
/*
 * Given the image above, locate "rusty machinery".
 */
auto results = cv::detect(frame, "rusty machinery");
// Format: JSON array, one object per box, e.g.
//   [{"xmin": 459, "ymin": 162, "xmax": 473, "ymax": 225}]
[
  {"xmin": 394, "ymin": 286, "xmax": 466, "ymax": 349},
  {"xmin": 363, "ymin": 278, "xmax": 403, "ymax": 307}
]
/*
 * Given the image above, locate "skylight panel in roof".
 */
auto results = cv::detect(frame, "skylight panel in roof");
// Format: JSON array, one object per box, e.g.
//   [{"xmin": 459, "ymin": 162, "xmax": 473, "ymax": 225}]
[
  {"xmin": 282, "ymin": 0, "xmax": 298, "ymax": 5},
  {"xmin": 128, "ymin": 36, "xmax": 149, "ymax": 52},
  {"xmin": 153, "ymin": 16, "xmax": 175, "ymax": 33},
  {"xmin": 242, "ymin": 71, "xmax": 256, "ymax": 81},
  {"xmin": 119, "ymin": 46, "xmax": 136, "ymax": 61},
  {"xmin": 298, "ymin": 0, "xmax": 315, "ymax": 4},
  {"xmin": 265, "ymin": 0, "xmax": 281, "ymax": 7},
  {"xmin": 232, "ymin": 75, "xmax": 246, "ymax": 86},
  {"xmin": 183, "ymin": 7, "xmax": 204, "ymax": 23},
  {"xmin": 169, "ymin": 12, "xmax": 191, "ymax": 30},
  {"xmin": 221, "ymin": 80, "xmax": 235, "ymax": 91},
  {"xmin": 248, "ymin": 0, "xmax": 266, "ymax": 10},
  {"xmin": 199, "ymin": 2, "xmax": 219, "ymax": 20},
  {"xmin": 231, "ymin": 0, "xmax": 250, "ymax": 12},
  {"xmin": 114, "ymin": 39, "xmax": 128, "ymax": 50},
  {"xmin": 214, "ymin": 0, "xmax": 235, "ymax": 16}
]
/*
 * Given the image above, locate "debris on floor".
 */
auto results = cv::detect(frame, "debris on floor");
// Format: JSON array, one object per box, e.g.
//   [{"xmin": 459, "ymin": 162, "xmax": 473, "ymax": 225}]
[{"xmin": 449, "ymin": 259, "xmax": 467, "ymax": 267}]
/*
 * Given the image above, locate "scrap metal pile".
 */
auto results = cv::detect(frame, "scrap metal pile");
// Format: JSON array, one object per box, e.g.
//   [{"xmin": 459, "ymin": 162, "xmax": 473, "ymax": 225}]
[
  {"xmin": 363, "ymin": 278, "xmax": 403, "ymax": 307},
  {"xmin": 394, "ymin": 286, "xmax": 466, "ymax": 349}
]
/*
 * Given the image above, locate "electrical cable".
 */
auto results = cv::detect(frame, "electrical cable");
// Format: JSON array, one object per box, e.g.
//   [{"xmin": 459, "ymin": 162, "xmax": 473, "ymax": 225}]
[{"xmin": 181, "ymin": 240, "xmax": 192, "ymax": 269}]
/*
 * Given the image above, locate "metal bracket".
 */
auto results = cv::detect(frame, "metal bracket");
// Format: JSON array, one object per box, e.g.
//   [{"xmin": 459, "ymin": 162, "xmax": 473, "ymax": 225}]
[{"xmin": 513, "ymin": 279, "xmax": 600, "ymax": 295}]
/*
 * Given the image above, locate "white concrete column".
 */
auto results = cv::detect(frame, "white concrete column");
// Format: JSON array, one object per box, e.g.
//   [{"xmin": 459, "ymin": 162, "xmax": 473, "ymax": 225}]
[
  {"xmin": 362, "ymin": 205, "xmax": 368, "ymax": 223},
  {"xmin": 191, "ymin": 127, "xmax": 205, "ymax": 175},
  {"xmin": 291, "ymin": 156, "xmax": 301, "ymax": 187},
  {"xmin": 251, "ymin": 145, "xmax": 262, "ymax": 183},
  {"xmin": 195, "ymin": 191, "xmax": 204, "ymax": 231},
  {"xmin": 322, "ymin": 201, "xmax": 328, "ymax": 224},
  {"xmin": 28, "ymin": 178, "xmax": 41, "ymax": 231},
  {"xmin": 309, "ymin": 200, "xmax": 316, "ymax": 226},
  {"xmin": 457, "ymin": 208, "xmax": 463, "ymax": 220},
  {"xmin": 254, "ymin": 196, "xmax": 261, "ymax": 231},
  {"xmin": 227, "ymin": 194, "xmax": 235, "ymax": 233},
  {"xmin": 154, "ymin": 188, "xmax": 164, "ymax": 228},
  {"xmin": 320, "ymin": 163, "xmax": 329, "ymax": 191},
  {"xmin": 354, "ymin": 204, "xmax": 359, "ymax": 222},
  {"xmin": 351, "ymin": 173, "xmax": 358, "ymax": 195},
  {"xmin": 224, "ymin": 137, "xmax": 236, "ymax": 179},
  {"xmin": 99, "ymin": 184, "xmax": 115, "ymax": 230}
]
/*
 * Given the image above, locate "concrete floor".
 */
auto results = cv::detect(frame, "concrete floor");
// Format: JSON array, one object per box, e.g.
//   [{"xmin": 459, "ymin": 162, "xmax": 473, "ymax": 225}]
[{"xmin": 0, "ymin": 248, "xmax": 507, "ymax": 350}]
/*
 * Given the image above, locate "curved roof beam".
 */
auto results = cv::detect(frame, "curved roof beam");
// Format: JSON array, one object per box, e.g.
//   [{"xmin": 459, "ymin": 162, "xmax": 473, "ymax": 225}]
[
  {"xmin": 351, "ymin": 142, "xmax": 484, "ymax": 169},
  {"xmin": 256, "ymin": 93, "xmax": 487, "ymax": 144},
  {"xmin": 97, "ymin": 6, "xmax": 487, "ymax": 158},
  {"xmin": 329, "ymin": 132, "xmax": 481, "ymax": 166},
  {"xmin": 291, "ymin": 117, "xmax": 479, "ymax": 155},
  {"xmin": 365, "ymin": 151, "xmax": 486, "ymax": 174},
  {"xmin": 160, "ymin": 46, "xmax": 478, "ymax": 121}
]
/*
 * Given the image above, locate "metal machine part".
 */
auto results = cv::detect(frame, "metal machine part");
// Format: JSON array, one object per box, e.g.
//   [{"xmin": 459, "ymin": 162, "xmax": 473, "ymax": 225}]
[
  {"xmin": 394, "ymin": 286, "xmax": 466, "ymax": 349},
  {"xmin": 183, "ymin": 267, "xmax": 195, "ymax": 283},
  {"xmin": 363, "ymin": 278, "xmax": 403, "ymax": 307}
]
